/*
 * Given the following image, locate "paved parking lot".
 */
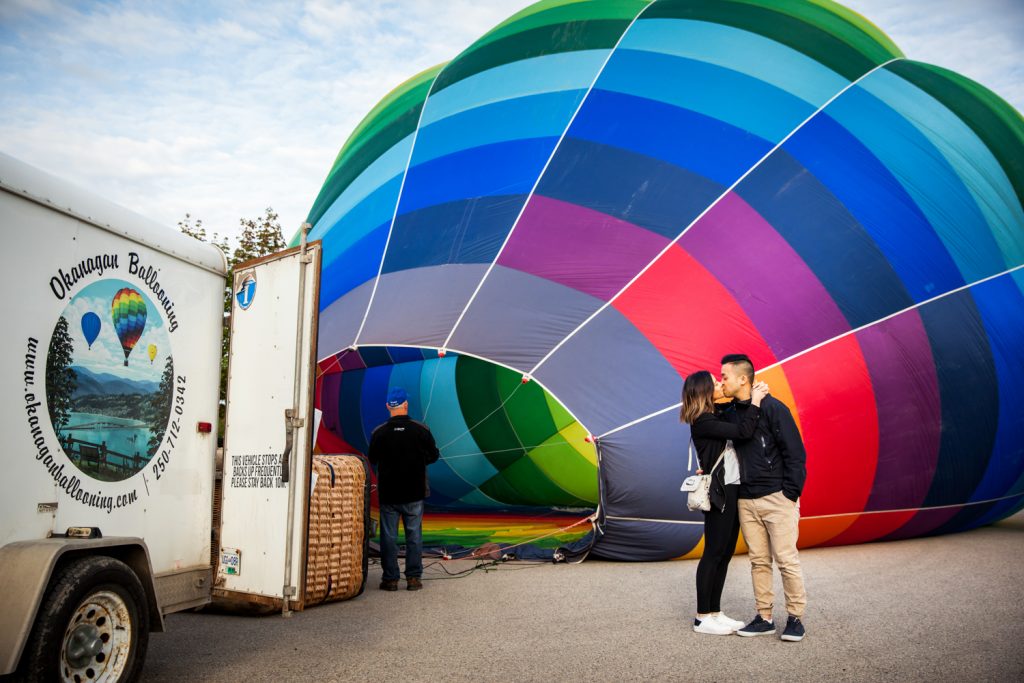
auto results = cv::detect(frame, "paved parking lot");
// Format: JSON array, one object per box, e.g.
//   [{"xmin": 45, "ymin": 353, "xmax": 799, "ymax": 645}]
[{"xmin": 145, "ymin": 512, "xmax": 1024, "ymax": 681}]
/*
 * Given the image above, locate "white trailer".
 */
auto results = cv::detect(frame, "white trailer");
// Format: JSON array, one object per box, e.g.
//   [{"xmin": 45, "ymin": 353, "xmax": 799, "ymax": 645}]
[{"xmin": 0, "ymin": 153, "xmax": 331, "ymax": 681}]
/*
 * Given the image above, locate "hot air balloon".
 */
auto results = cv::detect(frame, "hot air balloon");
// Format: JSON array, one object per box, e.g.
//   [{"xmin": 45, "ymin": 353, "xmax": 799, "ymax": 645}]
[
  {"xmin": 148, "ymin": 344, "xmax": 157, "ymax": 364},
  {"xmin": 81, "ymin": 312, "xmax": 100, "ymax": 350},
  {"xmin": 111, "ymin": 288, "xmax": 147, "ymax": 367},
  {"xmin": 301, "ymin": 0, "xmax": 1024, "ymax": 560}
]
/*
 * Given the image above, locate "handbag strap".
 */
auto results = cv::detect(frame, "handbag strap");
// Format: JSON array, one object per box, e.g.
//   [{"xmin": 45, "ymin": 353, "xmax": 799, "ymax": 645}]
[
  {"xmin": 708, "ymin": 449, "xmax": 726, "ymax": 475},
  {"xmin": 689, "ymin": 438, "xmax": 727, "ymax": 475}
]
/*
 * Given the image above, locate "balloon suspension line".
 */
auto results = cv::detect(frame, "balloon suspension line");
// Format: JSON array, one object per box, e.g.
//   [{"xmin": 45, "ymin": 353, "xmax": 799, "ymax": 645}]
[
  {"xmin": 438, "ymin": 0, "xmax": 657, "ymax": 353},
  {"xmin": 421, "ymin": 353, "xmax": 445, "ymax": 423},
  {"xmin": 436, "ymin": 381, "xmax": 527, "ymax": 451},
  {"xmin": 440, "ymin": 439, "xmax": 590, "ymax": 461},
  {"xmin": 596, "ymin": 260, "xmax": 1024, "ymax": 440}
]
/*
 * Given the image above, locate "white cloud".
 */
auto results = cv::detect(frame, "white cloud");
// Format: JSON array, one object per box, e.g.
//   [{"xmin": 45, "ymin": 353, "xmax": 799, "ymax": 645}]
[{"xmin": 1, "ymin": 0, "xmax": 528, "ymax": 242}]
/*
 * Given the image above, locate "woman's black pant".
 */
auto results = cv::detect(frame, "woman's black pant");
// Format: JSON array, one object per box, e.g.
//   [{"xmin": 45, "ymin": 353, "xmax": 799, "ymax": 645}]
[{"xmin": 696, "ymin": 484, "xmax": 740, "ymax": 614}]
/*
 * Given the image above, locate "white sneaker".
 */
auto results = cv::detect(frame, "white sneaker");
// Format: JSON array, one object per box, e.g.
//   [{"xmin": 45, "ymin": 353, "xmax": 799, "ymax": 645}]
[
  {"xmin": 715, "ymin": 613, "xmax": 745, "ymax": 631},
  {"xmin": 693, "ymin": 616, "xmax": 734, "ymax": 635}
]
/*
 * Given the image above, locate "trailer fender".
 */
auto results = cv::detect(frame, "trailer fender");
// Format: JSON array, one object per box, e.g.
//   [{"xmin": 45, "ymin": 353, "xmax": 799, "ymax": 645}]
[{"xmin": 0, "ymin": 537, "xmax": 164, "ymax": 676}]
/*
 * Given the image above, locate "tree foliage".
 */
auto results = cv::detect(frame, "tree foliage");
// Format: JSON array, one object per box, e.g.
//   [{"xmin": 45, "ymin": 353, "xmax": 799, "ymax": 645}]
[
  {"xmin": 46, "ymin": 316, "xmax": 77, "ymax": 432},
  {"xmin": 178, "ymin": 213, "xmax": 229, "ymax": 254},
  {"xmin": 233, "ymin": 207, "xmax": 286, "ymax": 267},
  {"xmin": 148, "ymin": 355, "xmax": 174, "ymax": 452}
]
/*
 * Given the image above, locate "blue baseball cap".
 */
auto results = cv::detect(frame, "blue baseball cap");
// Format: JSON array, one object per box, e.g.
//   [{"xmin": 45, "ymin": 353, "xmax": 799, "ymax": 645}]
[{"xmin": 386, "ymin": 387, "xmax": 408, "ymax": 407}]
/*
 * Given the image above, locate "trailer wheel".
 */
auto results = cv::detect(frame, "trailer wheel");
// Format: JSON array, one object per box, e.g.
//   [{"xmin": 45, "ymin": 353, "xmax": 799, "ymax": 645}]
[{"xmin": 20, "ymin": 556, "xmax": 149, "ymax": 683}]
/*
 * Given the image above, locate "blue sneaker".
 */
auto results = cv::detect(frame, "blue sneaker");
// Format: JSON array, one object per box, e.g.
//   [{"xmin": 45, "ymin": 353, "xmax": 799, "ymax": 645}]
[
  {"xmin": 781, "ymin": 615, "xmax": 805, "ymax": 642},
  {"xmin": 736, "ymin": 614, "xmax": 776, "ymax": 637}
]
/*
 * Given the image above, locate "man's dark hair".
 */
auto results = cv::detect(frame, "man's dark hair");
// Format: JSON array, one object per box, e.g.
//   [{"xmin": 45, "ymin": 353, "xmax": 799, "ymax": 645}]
[{"xmin": 721, "ymin": 353, "xmax": 755, "ymax": 386}]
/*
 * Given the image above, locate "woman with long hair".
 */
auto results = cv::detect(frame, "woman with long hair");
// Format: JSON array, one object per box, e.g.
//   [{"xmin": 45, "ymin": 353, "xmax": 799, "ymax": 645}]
[{"xmin": 681, "ymin": 370, "xmax": 768, "ymax": 635}]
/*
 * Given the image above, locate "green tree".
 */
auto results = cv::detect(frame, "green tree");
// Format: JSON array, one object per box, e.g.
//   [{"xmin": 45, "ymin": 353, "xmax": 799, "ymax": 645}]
[
  {"xmin": 233, "ymin": 207, "xmax": 286, "ymax": 266},
  {"xmin": 177, "ymin": 212, "xmax": 206, "ymax": 241},
  {"xmin": 178, "ymin": 213, "xmax": 229, "ymax": 254},
  {"xmin": 46, "ymin": 316, "xmax": 77, "ymax": 432},
  {"xmin": 148, "ymin": 355, "xmax": 174, "ymax": 453}
]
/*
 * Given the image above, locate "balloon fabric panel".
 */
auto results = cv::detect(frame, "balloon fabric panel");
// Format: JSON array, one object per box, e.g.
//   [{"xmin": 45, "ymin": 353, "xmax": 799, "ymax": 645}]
[
  {"xmin": 678, "ymin": 191, "xmax": 851, "ymax": 360},
  {"xmin": 856, "ymin": 311, "xmax": 941, "ymax": 512},
  {"xmin": 887, "ymin": 61, "xmax": 1024, "ymax": 214},
  {"xmin": 826, "ymin": 84, "xmax": 1007, "ymax": 281},
  {"xmin": 737, "ymin": 147, "xmax": 921, "ymax": 327},
  {"xmin": 306, "ymin": 66, "xmax": 439, "ymax": 229},
  {"xmin": 918, "ymin": 291, "xmax": 999, "ymax": 509},
  {"xmin": 968, "ymin": 277, "xmax": 1024, "ymax": 502}
]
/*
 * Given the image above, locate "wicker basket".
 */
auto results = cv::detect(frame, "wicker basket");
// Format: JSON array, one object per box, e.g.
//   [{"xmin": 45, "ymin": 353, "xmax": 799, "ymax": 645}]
[{"xmin": 304, "ymin": 454, "xmax": 368, "ymax": 605}]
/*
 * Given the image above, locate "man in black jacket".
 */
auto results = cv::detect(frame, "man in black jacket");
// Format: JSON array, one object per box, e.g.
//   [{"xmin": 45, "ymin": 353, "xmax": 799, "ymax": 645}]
[
  {"xmin": 368, "ymin": 387, "xmax": 440, "ymax": 591},
  {"xmin": 718, "ymin": 354, "xmax": 808, "ymax": 642}
]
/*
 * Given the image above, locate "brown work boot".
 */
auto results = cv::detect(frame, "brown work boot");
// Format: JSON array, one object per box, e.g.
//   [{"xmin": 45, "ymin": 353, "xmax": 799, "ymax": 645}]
[
  {"xmin": 379, "ymin": 579, "xmax": 398, "ymax": 591},
  {"xmin": 406, "ymin": 577, "xmax": 423, "ymax": 591}
]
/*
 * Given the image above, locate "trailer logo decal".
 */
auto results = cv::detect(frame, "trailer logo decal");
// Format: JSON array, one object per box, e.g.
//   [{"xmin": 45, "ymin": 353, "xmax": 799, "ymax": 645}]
[
  {"xmin": 37, "ymin": 278, "xmax": 177, "ymax": 493},
  {"xmin": 236, "ymin": 273, "xmax": 257, "ymax": 310}
]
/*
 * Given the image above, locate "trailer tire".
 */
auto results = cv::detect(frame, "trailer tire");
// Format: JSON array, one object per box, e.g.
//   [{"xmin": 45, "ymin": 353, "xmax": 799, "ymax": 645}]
[{"xmin": 19, "ymin": 555, "xmax": 149, "ymax": 683}]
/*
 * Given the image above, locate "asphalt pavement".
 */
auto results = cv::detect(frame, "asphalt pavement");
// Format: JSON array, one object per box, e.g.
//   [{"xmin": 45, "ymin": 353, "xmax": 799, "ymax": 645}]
[{"xmin": 143, "ymin": 511, "xmax": 1024, "ymax": 682}]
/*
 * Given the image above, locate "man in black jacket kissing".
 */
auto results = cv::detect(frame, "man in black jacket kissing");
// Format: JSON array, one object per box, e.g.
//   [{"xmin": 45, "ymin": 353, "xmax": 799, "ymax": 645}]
[{"xmin": 718, "ymin": 354, "xmax": 808, "ymax": 642}]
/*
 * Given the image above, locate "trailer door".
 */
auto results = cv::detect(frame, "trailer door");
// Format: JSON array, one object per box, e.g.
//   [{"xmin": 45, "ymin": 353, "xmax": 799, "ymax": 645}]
[{"xmin": 215, "ymin": 239, "xmax": 320, "ymax": 611}]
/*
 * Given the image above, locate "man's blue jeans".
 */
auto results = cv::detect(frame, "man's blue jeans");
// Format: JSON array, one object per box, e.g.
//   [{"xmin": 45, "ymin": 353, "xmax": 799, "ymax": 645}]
[{"xmin": 379, "ymin": 500, "xmax": 424, "ymax": 581}]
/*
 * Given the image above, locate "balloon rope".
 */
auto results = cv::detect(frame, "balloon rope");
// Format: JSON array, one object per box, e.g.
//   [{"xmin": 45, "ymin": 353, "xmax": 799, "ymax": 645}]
[
  {"xmin": 528, "ymin": 56, "xmax": 905, "ymax": 378},
  {"xmin": 439, "ymin": 0, "xmax": 658, "ymax": 353},
  {"xmin": 596, "ymin": 262, "xmax": 1024, "ymax": 440},
  {"xmin": 440, "ymin": 439, "xmax": 589, "ymax": 461},
  {"xmin": 436, "ymin": 382, "xmax": 526, "ymax": 451},
  {"xmin": 605, "ymin": 490, "xmax": 1024, "ymax": 526},
  {"xmin": 421, "ymin": 354, "xmax": 445, "ymax": 423}
]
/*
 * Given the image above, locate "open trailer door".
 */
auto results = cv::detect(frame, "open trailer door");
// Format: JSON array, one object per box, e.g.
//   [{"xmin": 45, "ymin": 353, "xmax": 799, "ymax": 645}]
[{"xmin": 215, "ymin": 235, "xmax": 321, "ymax": 612}]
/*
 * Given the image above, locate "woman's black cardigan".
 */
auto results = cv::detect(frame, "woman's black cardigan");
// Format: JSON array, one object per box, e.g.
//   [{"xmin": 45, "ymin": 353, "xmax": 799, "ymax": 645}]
[{"xmin": 689, "ymin": 404, "xmax": 761, "ymax": 513}]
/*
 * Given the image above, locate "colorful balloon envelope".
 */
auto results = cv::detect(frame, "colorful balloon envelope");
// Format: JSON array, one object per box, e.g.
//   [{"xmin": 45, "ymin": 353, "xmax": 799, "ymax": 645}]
[
  {"xmin": 81, "ymin": 311, "xmax": 100, "ymax": 350},
  {"xmin": 304, "ymin": 0, "xmax": 1024, "ymax": 559},
  {"xmin": 111, "ymin": 288, "xmax": 147, "ymax": 367},
  {"xmin": 148, "ymin": 343, "xmax": 157, "ymax": 364}
]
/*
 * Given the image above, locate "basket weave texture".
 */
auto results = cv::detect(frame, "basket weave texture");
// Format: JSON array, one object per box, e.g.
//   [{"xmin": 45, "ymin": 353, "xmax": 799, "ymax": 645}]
[{"xmin": 305, "ymin": 455, "xmax": 366, "ymax": 604}]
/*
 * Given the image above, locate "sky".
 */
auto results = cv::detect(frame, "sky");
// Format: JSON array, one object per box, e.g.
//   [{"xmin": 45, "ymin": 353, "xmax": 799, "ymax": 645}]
[{"xmin": 1, "ymin": 0, "xmax": 1022, "ymax": 247}]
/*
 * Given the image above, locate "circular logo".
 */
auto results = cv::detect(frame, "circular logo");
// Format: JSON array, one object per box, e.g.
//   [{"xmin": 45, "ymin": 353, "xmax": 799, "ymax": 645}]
[
  {"xmin": 45, "ymin": 279, "xmax": 174, "ymax": 482},
  {"xmin": 236, "ymin": 272, "xmax": 256, "ymax": 310}
]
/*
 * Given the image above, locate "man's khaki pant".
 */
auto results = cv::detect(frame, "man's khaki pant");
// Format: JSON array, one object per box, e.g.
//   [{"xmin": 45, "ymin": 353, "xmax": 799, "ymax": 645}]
[{"xmin": 738, "ymin": 491, "xmax": 806, "ymax": 619}]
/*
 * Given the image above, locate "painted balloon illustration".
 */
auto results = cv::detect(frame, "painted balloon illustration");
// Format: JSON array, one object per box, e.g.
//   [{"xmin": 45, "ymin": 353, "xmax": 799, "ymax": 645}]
[
  {"xmin": 110, "ymin": 288, "xmax": 147, "ymax": 367},
  {"xmin": 80, "ymin": 312, "xmax": 100, "ymax": 350},
  {"xmin": 148, "ymin": 344, "xmax": 157, "ymax": 364},
  {"xmin": 301, "ymin": 0, "xmax": 1024, "ymax": 559}
]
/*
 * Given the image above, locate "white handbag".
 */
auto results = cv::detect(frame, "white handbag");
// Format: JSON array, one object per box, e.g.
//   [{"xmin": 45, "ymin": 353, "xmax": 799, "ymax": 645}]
[{"xmin": 681, "ymin": 439, "xmax": 726, "ymax": 512}]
